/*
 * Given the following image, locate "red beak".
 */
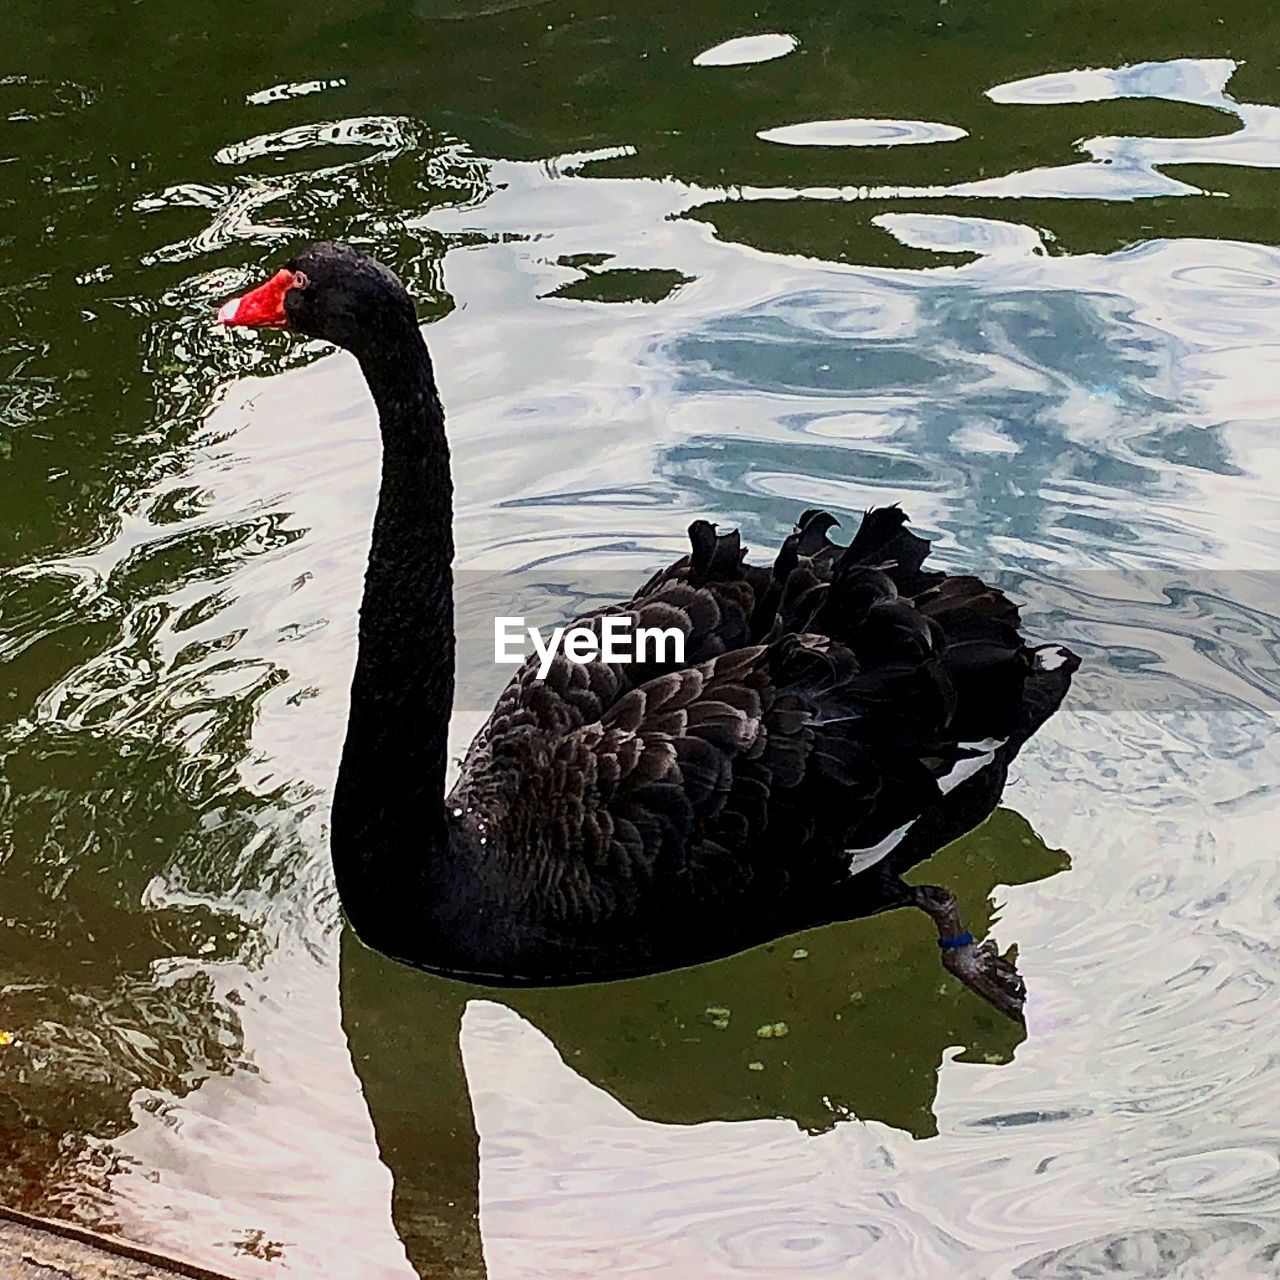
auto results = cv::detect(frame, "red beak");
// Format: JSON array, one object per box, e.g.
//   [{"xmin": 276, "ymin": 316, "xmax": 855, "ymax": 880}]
[{"xmin": 217, "ymin": 268, "xmax": 297, "ymax": 328}]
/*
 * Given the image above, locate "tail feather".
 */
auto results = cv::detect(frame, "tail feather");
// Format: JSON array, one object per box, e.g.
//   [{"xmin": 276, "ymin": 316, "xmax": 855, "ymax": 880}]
[
  {"xmin": 687, "ymin": 520, "xmax": 746, "ymax": 582},
  {"xmin": 1013, "ymin": 645, "xmax": 1081, "ymax": 752},
  {"xmin": 840, "ymin": 505, "xmax": 937, "ymax": 591},
  {"xmin": 642, "ymin": 505, "xmax": 1077, "ymax": 816}
]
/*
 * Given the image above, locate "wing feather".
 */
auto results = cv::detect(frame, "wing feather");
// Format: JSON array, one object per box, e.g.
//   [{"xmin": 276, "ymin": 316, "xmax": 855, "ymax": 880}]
[{"xmin": 448, "ymin": 506, "xmax": 1075, "ymax": 949}]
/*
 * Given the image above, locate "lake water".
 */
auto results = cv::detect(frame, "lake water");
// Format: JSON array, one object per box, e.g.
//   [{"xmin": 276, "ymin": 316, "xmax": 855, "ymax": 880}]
[{"xmin": 4, "ymin": 4, "xmax": 1280, "ymax": 1277}]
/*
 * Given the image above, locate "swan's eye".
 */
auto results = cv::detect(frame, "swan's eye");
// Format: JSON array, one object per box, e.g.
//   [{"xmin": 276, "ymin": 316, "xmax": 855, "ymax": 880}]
[{"xmin": 291, "ymin": 271, "xmax": 310, "ymax": 290}]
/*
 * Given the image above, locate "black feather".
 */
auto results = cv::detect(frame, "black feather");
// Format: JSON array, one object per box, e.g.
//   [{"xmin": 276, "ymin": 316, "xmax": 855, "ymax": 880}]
[{"xmin": 444, "ymin": 505, "xmax": 1078, "ymax": 980}]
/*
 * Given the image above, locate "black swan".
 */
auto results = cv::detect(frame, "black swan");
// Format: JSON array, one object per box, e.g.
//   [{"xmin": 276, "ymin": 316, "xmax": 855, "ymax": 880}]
[{"xmin": 218, "ymin": 242, "xmax": 1079, "ymax": 1021}]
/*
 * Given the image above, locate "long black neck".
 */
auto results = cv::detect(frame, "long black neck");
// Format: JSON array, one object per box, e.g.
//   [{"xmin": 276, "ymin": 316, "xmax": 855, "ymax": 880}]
[{"xmin": 331, "ymin": 324, "xmax": 455, "ymax": 938}]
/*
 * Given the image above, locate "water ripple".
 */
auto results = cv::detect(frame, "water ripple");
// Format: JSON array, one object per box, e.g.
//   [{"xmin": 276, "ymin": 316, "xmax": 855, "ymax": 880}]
[{"xmin": 7, "ymin": 19, "xmax": 1280, "ymax": 1280}]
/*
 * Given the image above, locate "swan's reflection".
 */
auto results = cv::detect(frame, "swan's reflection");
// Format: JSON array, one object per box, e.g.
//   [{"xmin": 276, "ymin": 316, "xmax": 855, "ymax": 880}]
[{"xmin": 340, "ymin": 807, "xmax": 1069, "ymax": 1278}]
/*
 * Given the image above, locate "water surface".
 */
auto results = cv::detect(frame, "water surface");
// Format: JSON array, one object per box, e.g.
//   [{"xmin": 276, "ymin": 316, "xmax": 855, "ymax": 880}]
[{"xmin": 3, "ymin": 3, "xmax": 1280, "ymax": 1277}]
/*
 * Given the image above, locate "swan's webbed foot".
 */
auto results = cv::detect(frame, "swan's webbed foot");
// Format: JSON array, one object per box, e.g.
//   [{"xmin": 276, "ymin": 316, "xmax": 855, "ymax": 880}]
[{"xmin": 912, "ymin": 884, "xmax": 1026, "ymax": 1023}]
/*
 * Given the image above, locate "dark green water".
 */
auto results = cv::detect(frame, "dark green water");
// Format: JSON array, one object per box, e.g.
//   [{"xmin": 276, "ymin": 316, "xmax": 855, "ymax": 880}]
[{"xmin": 4, "ymin": 4, "xmax": 1280, "ymax": 1277}]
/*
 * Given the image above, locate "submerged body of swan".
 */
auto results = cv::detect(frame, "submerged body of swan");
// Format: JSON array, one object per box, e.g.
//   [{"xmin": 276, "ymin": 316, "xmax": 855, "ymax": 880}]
[{"xmin": 218, "ymin": 242, "xmax": 1079, "ymax": 1021}]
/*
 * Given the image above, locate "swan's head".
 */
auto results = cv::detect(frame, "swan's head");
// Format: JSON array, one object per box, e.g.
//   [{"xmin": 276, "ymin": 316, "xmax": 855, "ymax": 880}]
[{"xmin": 217, "ymin": 242, "xmax": 417, "ymax": 356}]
